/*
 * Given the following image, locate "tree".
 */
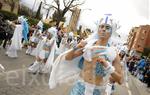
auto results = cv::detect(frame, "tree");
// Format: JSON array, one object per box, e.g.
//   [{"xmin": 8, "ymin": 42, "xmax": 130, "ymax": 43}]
[
  {"xmin": 35, "ymin": 1, "xmax": 42, "ymax": 19},
  {"xmin": 52, "ymin": 10, "xmax": 66, "ymax": 22},
  {"xmin": 51, "ymin": 0, "xmax": 84, "ymax": 27}
]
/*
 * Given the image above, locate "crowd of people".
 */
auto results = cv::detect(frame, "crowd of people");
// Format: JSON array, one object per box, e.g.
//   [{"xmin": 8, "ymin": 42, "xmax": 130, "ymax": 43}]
[
  {"xmin": 127, "ymin": 55, "xmax": 150, "ymax": 88},
  {"xmin": 0, "ymin": 13, "xmax": 149, "ymax": 95}
]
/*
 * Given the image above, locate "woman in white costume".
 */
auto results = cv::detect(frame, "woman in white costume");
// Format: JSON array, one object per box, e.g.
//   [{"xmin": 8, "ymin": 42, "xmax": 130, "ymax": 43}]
[
  {"xmin": 49, "ymin": 15, "xmax": 123, "ymax": 95},
  {"xmin": 6, "ymin": 20, "xmax": 23, "ymax": 58},
  {"xmin": 56, "ymin": 33, "xmax": 69, "ymax": 54},
  {"xmin": 26, "ymin": 20, "xmax": 43, "ymax": 55},
  {"xmin": 26, "ymin": 29, "xmax": 41, "ymax": 55},
  {"xmin": 28, "ymin": 27, "xmax": 58, "ymax": 74}
]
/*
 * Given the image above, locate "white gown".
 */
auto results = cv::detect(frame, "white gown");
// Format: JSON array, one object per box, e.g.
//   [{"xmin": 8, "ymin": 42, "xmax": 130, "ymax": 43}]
[{"xmin": 6, "ymin": 25, "xmax": 23, "ymax": 58}]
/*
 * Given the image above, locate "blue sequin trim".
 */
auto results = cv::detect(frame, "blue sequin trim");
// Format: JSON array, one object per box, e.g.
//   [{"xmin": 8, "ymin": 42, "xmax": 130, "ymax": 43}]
[
  {"xmin": 95, "ymin": 62, "xmax": 106, "ymax": 77},
  {"xmin": 78, "ymin": 57, "xmax": 84, "ymax": 69}
]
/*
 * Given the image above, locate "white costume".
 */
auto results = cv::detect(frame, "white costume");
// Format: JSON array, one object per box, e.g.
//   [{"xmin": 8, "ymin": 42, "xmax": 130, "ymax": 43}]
[
  {"xmin": 6, "ymin": 25, "xmax": 23, "ymax": 58},
  {"xmin": 48, "ymin": 15, "xmax": 121, "ymax": 95},
  {"xmin": 28, "ymin": 27, "xmax": 58, "ymax": 74},
  {"xmin": 28, "ymin": 20, "xmax": 43, "ymax": 55},
  {"xmin": 26, "ymin": 30, "xmax": 40, "ymax": 55},
  {"xmin": 36, "ymin": 20, "xmax": 43, "ymax": 34}
]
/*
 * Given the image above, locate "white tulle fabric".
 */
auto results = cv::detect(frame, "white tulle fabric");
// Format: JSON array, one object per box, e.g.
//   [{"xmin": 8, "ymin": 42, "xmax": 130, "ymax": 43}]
[
  {"xmin": 6, "ymin": 25, "xmax": 23, "ymax": 58},
  {"xmin": 49, "ymin": 39, "xmax": 117, "ymax": 89},
  {"xmin": 41, "ymin": 27, "xmax": 58, "ymax": 73}
]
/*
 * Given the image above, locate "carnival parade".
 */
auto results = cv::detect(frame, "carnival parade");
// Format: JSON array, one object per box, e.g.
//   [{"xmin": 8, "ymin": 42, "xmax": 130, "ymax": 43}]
[{"xmin": 0, "ymin": 0, "xmax": 150, "ymax": 95}]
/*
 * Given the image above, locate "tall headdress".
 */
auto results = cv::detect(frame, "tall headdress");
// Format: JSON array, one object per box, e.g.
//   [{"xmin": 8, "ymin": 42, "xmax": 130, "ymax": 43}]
[
  {"xmin": 85, "ymin": 14, "xmax": 121, "ymax": 46},
  {"xmin": 99, "ymin": 14, "xmax": 121, "ymax": 34}
]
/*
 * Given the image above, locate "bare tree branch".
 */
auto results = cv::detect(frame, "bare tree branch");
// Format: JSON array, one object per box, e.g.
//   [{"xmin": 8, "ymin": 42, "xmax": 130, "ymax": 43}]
[
  {"xmin": 51, "ymin": 5, "xmax": 58, "ymax": 10},
  {"xmin": 70, "ymin": 2, "xmax": 84, "ymax": 8},
  {"xmin": 51, "ymin": 0, "xmax": 85, "ymax": 26},
  {"xmin": 54, "ymin": 0, "xmax": 60, "ymax": 11},
  {"xmin": 67, "ymin": 0, "xmax": 75, "ymax": 8},
  {"xmin": 63, "ymin": 0, "xmax": 67, "ymax": 8},
  {"xmin": 68, "ymin": 8, "xmax": 74, "ymax": 12},
  {"xmin": 65, "ymin": 0, "xmax": 72, "ymax": 7}
]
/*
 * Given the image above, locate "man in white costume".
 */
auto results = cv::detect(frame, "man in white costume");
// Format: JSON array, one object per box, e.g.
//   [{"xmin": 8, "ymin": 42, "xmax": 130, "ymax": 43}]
[
  {"xmin": 6, "ymin": 18, "xmax": 23, "ymax": 58},
  {"xmin": 49, "ymin": 15, "xmax": 123, "ymax": 95},
  {"xmin": 28, "ymin": 27, "xmax": 58, "ymax": 74}
]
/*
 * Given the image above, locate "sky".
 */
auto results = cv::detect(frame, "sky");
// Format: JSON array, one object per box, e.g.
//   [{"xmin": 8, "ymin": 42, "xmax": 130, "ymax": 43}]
[{"xmin": 20, "ymin": 0, "xmax": 150, "ymax": 41}]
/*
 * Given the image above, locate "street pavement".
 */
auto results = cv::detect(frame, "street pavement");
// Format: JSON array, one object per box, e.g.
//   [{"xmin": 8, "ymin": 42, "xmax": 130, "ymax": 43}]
[{"xmin": 0, "ymin": 48, "xmax": 150, "ymax": 95}]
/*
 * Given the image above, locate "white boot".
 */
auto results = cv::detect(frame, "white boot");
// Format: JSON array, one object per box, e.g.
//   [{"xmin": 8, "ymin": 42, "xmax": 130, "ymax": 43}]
[
  {"xmin": 28, "ymin": 61, "xmax": 40, "ymax": 73},
  {"xmin": 0, "ymin": 64, "xmax": 5, "ymax": 72},
  {"xmin": 38, "ymin": 63, "xmax": 45, "ymax": 74},
  {"xmin": 26, "ymin": 46, "xmax": 32, "ymax": 55}
]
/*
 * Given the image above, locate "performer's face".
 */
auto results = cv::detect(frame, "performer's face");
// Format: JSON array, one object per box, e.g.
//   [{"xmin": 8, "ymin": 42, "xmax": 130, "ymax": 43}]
[{"xmin": 98, "ymin": 24, "xmax": 112, "ymax": 39}]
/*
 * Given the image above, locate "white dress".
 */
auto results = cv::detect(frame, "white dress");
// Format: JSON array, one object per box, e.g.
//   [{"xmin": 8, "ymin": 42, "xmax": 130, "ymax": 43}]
[{"xmin": 6, "ymin": 25, "xmax": 23, "ymax": 58}]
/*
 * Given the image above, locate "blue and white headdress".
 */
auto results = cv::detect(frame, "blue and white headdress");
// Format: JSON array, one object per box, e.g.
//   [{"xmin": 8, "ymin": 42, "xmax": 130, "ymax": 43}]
[
  {"xmin": 86, "ymin": 14, "xmax": 121, "ymax": 45},
  {"xmin": 99, "ymin": 14, "xmax": 120, "ymax": 33}
]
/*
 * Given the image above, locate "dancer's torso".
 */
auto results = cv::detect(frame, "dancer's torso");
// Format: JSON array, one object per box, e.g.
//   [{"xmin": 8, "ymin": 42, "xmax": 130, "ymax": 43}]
[
  {"xmin": 80, "ymin": 44, "xmax": 116, "ymax": 86},
  {"xmin": 80, "ymin": 59, "xmax": 104, "ymax": 85}
]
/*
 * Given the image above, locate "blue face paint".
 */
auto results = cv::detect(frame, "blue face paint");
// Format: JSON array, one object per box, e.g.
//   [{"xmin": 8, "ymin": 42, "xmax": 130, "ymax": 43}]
[
  {"xmin": 105, "ymin": 16, "xmax": 108, "ymax": 24},
  {"xmin": 103, "ymin": 14, "xmax": 113, "ymax": 34}
]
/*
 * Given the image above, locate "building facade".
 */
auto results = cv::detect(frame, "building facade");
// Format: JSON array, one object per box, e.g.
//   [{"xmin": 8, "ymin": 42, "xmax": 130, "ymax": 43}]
[
  {"xmin": 127, "ymin": 25, "xmax": 150, "ymax": 56},
  {"xmin": 0, "ymin": 0, "xmax": 19, "ymax": 14},
  {"xmin": 67, "ymin": 8, "xmax": 81, "ymax": 32},
  {"xmin": 127, "ymin": 25, "xmax": 150, "ymax": 55}
]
